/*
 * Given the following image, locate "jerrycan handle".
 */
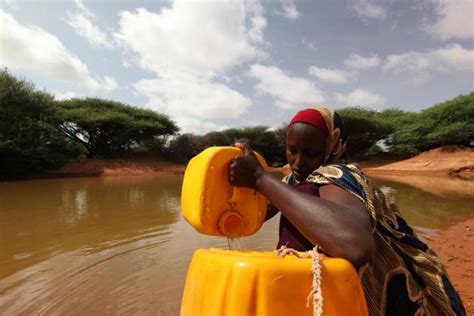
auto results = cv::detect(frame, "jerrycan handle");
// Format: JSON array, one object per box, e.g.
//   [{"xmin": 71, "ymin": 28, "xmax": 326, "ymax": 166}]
[{"xmin": 229, "ymin": 187, "xmax": 240, "ymax": 204}]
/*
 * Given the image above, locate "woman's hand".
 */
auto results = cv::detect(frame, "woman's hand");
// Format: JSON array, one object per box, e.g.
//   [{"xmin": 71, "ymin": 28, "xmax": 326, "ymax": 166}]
[
  {"xmin": 229, "ymin": 139, "xmax": 265, "ymax": 189},
  {"xmin": 228, "ymin": 140, "xmax": 373, "ymax": 268}
]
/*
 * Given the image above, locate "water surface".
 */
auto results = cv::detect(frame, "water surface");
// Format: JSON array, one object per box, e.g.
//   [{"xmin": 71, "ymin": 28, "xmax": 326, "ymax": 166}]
[{"xmin": 0, "ymin": 174, "xmax": 472, "ymax": 314}]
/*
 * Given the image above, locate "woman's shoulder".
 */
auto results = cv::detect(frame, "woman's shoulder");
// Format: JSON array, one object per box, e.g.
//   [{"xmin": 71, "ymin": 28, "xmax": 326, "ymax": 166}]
[
  {"xmin": 309, "ymin": 163, "xmax": 369, "ymax": 200},
  {"xmin": 310, "ymin": 162, "xmax": 365, "ymax": 181}
]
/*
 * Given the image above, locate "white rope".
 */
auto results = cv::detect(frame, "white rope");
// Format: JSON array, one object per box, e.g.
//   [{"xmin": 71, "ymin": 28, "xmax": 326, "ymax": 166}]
[{"xmin": 276, "ymin": 245, "xmax": 323, "ymax": 316}]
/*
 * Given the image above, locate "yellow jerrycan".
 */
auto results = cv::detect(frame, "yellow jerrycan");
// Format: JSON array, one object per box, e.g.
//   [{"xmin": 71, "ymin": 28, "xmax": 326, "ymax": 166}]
[
  {"xmin": 180, "ymin": 248, "xmax": 369, "ymax": 316},
  {"xmin": 180, "ymin": 147, "xmax": 368, "ymax": 315},
  {"xmin": 181, "ymin": 146, "xmax": 268, "ymax": 237}
]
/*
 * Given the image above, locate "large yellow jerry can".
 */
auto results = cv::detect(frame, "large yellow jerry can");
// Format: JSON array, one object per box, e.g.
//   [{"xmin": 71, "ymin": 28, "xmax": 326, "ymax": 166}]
[
  {"xmin": 180, "ymin": 248, "xmax": 368, "ymax": 316},
  {"xmin": 181, "ymin": 146, "xmax": 268, "ymax": 237}
]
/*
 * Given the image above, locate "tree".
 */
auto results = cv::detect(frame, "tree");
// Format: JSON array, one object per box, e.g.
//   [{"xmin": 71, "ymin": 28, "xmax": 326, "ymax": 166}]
[
  {"xmin": 165, "ymin": 127, "xmax": 286, "ymax": 166},
  {"xmin": 337, "ymin": 107, "xmax": 392, "ymax": 159},
  {"xmin": 386, "ymin": 93, "xmax": 474, "ymax": 154},
  {"xmin": 222, "ymin": 126, "xmax": 286, "ymax": 165},
  {"xmin": 165, "ymin": 133, "xmax": 204, "ymax": 163},
  {"xmin": 200, "ymin": 131, "xmax": 231, "ymax": 148},
  {"xmin": 55, "ymin": 98, "xmax": 179, "ymax": 158},
  {"xmin": 416, "ymin": 93, "xmax": 474, "ymax": 150},
  {"xmin": 0, "ymin": 69, "xmax": 85, "ymax": 174},
  {"xmin": 375, "ymin": 108, "xmax": 418, "ymax": 155}
]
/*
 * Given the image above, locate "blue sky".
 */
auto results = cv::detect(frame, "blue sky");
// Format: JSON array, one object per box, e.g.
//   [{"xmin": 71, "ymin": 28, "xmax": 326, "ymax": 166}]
[{"xmin": 1, "ymin": 0, "xmax": 473, "ymax": 134}]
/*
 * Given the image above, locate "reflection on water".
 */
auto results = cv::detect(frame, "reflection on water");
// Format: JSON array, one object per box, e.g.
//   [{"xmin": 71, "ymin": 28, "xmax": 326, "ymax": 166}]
[
  {"xmin": 0, "ymin": 176, "xmax": 181, "ymax": 280},
  {"xmin": 0, "ymin": 174, "xmax": 472, "ymax": 315},
  {"xmin": 370, "ymin": 175, "xmax": 474, "ymax": 230},
  {"xmin": 368, "ymin": 173, "xmax": 474, "ymax": 198}
]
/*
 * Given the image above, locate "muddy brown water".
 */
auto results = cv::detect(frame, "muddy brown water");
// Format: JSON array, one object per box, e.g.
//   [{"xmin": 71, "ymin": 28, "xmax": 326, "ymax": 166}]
[{"xmin": 1, "ymin": 175, "xmax": 473, "ymax": 315}]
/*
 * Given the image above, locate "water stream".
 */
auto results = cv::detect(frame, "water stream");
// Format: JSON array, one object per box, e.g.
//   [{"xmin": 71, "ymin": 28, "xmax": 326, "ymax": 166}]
[{"xmin": 227, "ymin": 237, "xmax": 246, "ymax": 250}]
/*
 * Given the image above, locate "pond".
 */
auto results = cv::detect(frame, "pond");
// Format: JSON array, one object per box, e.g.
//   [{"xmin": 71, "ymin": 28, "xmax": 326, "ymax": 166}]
[{"xmin": 0, "ymin": 174, "xmax": 473, "ymax": 315}]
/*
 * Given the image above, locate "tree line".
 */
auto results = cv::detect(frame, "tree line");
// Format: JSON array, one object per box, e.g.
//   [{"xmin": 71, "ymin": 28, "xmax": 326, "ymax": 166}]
[{"xmin": 1, "ymin": 69, "xmax": 472, "ymax": 175}]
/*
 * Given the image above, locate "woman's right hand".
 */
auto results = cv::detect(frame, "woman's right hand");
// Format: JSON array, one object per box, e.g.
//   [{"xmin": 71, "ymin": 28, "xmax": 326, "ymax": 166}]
[{"xmin": 229, "ymin": 139, "xmax": 265, "ymax": 189}]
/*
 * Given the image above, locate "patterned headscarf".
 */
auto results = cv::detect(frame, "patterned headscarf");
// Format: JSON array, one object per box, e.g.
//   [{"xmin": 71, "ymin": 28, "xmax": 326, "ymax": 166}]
[{"xmin": 289, "ymin": 107, "xmax": 348, "ymax": 164}]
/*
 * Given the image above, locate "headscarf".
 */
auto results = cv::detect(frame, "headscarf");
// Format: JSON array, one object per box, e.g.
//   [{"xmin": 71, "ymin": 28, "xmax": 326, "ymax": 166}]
[{"xmin": 289, "ymin": 107, "xmax": 348, "ymax": 164}]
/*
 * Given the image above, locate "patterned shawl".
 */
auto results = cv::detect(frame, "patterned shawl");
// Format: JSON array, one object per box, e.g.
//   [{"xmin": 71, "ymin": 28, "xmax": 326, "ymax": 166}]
[{"xmin": 282, "ymin": 107, "xmax": 465, "ymax": 315}]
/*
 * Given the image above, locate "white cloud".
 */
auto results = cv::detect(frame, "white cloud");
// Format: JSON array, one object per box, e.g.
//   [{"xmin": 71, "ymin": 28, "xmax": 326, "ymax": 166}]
[
  {"xmin": 116, "ymin": 0, "xmax": 266, "ymax": 134},
  {"xmin": 248, "ymin": 16, "xmax": 267, "ymax": 44},
  {"xmin": 134, "ymin": 73, "xmax": 251, "ymax": 120},
  {"xmin": 54, "ymin": 91, "xmax": 77, "ymax": 101},
  {"xmin": 173, "ymin": 116, "xmax": 228, "ymax": 134},
  {"xmin": 351, "ymin": 0, "xmax": 387, "ymax": 20},
  {"xmin": 308, "ymin": 66, "xmax": 353, "ymax": 84},
  {"xmin": 65, "ymin": 0, "xmax": 113, "ymax": 49},
  {"xmin": 344, "ymin": 53, "xmax": 381, "ymax": 69},
  {"xmin": 278, "ymin": 0, "xmax": 301, "ymax": 20},
  {"xmin": 65, "ymin": 12, "xmax": 113, "ymax": 48},
  {"xmin": 0, "ymin": 10, "xmax": 117, "ymax": 91},
  {"xmin": 4, "ymin": 0, "xmax": 17, "ymax": 10},
  {"xmin": 335, "ymin": 89, "xmax": 385, "ymax": 108},
  {"xmin": 249, "ymin": 64, "xmax": 326, "ymax": 109},
  {"xmin": 74, "ymin": 0, "xmax": 94, "ymax": 18},
  {"xmin": 86, "ymin": 76, "xmax": 117, "ymax": 91},
  {"xmin": 115, "ymin": 1, "xmax": 266, "ymax": 77},
  {"xmin": 302, "ymin": 38, "xmax": 317, "ymax": 51},
  {"xmin": 383, "ymin": 44, "xmax": 474, "ymax": 80},
  {"xmin": 422, "ymin": 0, "xmax": 474, "ymax": 40}
]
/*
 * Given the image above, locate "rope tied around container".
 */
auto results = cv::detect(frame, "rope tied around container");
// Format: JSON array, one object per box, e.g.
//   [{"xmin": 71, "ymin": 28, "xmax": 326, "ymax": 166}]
[{"xmin": 276, "ymin": 245, "xmax": 323, "ymax": 316}]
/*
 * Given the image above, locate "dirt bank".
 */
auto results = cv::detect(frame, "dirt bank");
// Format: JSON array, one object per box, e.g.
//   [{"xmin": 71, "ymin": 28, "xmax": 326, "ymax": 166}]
[
  {"xmin": 270, "ymin": 146, "xmax": 474, "ymax": 181},
  {"xmin": 0, "ymin": 152, "xmax": 189, "ymax": 181},
  {"xmin": 423, "ymin": 218, "xmax": 474, "ymax": 314},
  {"xmin": 3, "ymin": 146, "xmax": 472, "ymax": 181},
  {"xmin": 50, "ymin": 158, "xmax": 186, "ymax": 178},
  {"xmin": 363, "ymin": 146, "xmax": 474, "ymax": 179}
]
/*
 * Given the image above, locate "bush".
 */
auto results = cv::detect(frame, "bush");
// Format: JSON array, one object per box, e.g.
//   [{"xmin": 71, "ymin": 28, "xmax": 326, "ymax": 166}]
[
  {"xmin": 387, "ymin": 93, "xmax": 474, "ymax": 154},
  {"xmin": 0, "ymin": 69, "xmax": 85, "ymax": 174},
  {"xmin": 223, "ymin": 126, "xmax": 286, "ymax": 166},
  {"xmin": 165, "ymin": 134, "xmax": 204, "ymax": 163},
  {"xmin": 200, "ymin": 131, "xmax": 231, "ymax": 148}
]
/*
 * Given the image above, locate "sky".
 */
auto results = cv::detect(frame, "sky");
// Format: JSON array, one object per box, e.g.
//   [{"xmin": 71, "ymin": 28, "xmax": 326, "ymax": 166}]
[{"xmin": 1, "ymin": 0, "xmax": 473, "ymax": 134}]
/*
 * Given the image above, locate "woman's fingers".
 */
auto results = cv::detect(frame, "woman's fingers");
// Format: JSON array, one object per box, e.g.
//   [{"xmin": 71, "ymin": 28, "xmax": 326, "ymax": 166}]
[
  {"xmin": 242, "ymin": 143, "xmax": 254, "ymax": 156},
  {"xmin": 234, "ymin": 142, "xmax": 245, "ymax": 150},
  {"xmin": 229, "ymin": 154, "xmax": 261, "ymax": 189},
  {"xmin": 230, "ymin": 138, "xmax": 263, "ymax": 189},
  {"xmin": 233, "ymin": 138, "xmax": 254, "ymax": 156}
]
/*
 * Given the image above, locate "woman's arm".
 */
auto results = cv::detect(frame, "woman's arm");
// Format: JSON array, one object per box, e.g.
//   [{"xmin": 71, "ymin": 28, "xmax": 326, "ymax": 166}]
[{"xmin": 230, "ymin": 146, "xmax": 374, "ymax": 268}]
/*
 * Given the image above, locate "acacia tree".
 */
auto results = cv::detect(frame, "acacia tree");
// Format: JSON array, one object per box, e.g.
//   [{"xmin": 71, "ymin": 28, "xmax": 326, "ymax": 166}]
[
  {"xmin": 409, "ymin": 93, "xmax": 473, "ymax": 151},
  {"xmin": 55, "ymin": 98, "xmax": 179, "ymax": 158},
  {"xmin": 379, "ymin": 93, "xmax": 474, "ymax": 155},
  {"xmin": 0, "ymin": 69, "xmax": 85, "ymax": 174},
  {"xmin": 337, "ymin": 107, "xmax": 392, "ymax": 159}
]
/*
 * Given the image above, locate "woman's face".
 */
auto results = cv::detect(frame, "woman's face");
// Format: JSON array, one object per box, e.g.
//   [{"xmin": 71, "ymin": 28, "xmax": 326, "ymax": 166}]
[{"xmin": 286, "ymin": 123, "xmax": 327, "ymax": 182}]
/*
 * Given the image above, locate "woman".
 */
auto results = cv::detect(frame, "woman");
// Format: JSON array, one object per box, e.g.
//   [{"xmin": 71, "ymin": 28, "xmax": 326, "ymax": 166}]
[{"xmin": 229, "ymin": 107, "xmax": 465, "ymax": 316}]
